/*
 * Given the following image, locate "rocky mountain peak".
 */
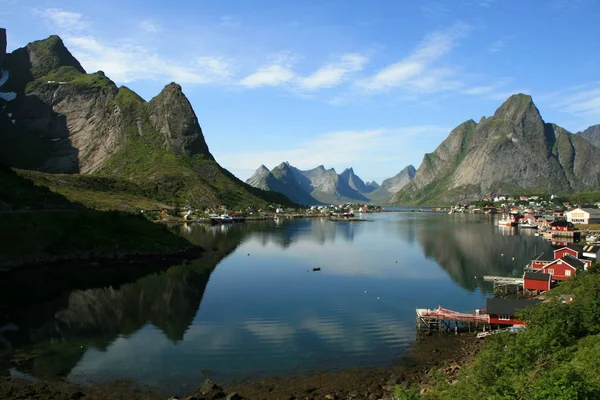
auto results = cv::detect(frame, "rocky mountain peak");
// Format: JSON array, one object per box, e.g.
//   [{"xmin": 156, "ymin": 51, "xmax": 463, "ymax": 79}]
[
  {"xmin": 148, "ymin": 82, "xmax": 214, "ymax": 159},
  {"xmin": 493, "ymin": 93, "xmax": 542, "ymax": 124},
  {"xmin": 258, "ymin": 164, "xmax": 269, "ymax": 171},
  {"xmin": 26, "ymin": 35, "xmax": 86, "ymax": 79}
]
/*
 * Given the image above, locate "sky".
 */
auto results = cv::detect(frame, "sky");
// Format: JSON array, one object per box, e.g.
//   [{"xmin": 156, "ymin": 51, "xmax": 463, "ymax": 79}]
[{"xmin": 1, "ymin": 0, "xmax": 600, "ymax": 183}]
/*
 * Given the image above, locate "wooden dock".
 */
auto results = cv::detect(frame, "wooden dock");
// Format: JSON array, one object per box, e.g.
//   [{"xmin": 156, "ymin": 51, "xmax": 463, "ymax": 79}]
[
  {"xmin": 483, "ymin": 275, "xmax": 524, "ymax": 295},
  {"xmin": 416, "ymin": 306, "xmax": 490, "ymax": 334},
  {"xmin": 483, "ymin": 276, "xmax": 523, "ymax": 284}
]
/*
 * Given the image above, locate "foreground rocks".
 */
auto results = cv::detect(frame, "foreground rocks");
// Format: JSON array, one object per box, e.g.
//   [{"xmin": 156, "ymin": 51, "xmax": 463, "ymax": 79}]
[{"xmin": 0, "ymin": 334, "xmax": 483, "ymax": 400}]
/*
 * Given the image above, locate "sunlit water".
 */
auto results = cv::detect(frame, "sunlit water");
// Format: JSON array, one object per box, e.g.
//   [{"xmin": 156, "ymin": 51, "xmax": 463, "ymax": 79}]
[{"xmin": 1, "ymin": 212, "xmax": 553, "ymax": 392}]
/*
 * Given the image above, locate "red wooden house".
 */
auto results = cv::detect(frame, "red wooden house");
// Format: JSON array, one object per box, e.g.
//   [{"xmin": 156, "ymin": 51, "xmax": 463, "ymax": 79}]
[
  {"xmin": 523, "ymin": 272, "xmax": 551, "ymax": 292},
  {"xmin": 539, "ymin": 255, "xmax": 587, "ymax": 281},
  {"xmin": 550, "ymin": 220, "xmax": 574, "ymax": 232},
  {"xmin": 486, "ymin": 298, "xmax": 541, "ymax": 326}
]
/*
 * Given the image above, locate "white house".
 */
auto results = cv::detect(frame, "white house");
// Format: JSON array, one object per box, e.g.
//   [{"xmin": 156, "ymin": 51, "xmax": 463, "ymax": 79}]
[{"xmin": 565, "ymin": 207, "xmax": 600, "ymax": 225}]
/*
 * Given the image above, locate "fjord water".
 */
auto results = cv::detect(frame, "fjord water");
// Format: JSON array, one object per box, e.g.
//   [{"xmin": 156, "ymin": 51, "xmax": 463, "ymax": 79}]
[{"xmin": 2, "ymin": 212, "xmax": 552, "ymax": 391}]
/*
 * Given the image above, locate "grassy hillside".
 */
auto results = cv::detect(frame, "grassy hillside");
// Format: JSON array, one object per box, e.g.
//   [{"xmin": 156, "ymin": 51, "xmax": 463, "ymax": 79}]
[{"xmin": 0, "ymin": 166, "xmax": 193, "ymax": 266}]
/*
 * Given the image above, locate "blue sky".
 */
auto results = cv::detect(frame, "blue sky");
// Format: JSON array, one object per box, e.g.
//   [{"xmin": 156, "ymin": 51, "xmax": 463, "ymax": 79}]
[{"xmin": 2, "ymin": 0, "xmax": 600, "ymax": 183}]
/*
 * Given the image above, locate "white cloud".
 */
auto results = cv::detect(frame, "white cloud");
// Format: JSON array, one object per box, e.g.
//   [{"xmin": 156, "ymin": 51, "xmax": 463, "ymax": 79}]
[
  {"xmin": 32, "ymin": 9, "xmax": 235, "ymax": 85},
  {"xmin": 32, "ymin": 8, "xmax": 89, "ymax": 34},
  {"xmin": 299, "ymin": 53, "xmax": 368, "ymax": 91},
  {"xmin": 489, "ymin": 39, "xmax": 505, "ymax": 53},
  {"xmin": 551, "ymin": 86, "xmax": 600, "ymax": 117},
  {"xmin": 238, "ymin": 53, "xmax": 298, "ymax": 88},
  {"xmin": 137, "ymin": 19, "xmax": 162, "ymax": 33},
  {"xmin": 357, "ymin": 22, "xmax": 470, "ymax": 93},
  {"xmin": 239, "ymin": 64, "xmax": 295, "ymax": 88}
]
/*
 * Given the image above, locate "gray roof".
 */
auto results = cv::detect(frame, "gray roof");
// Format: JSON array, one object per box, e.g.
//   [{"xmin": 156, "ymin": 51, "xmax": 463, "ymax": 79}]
[
  {"xmin": 486, "ymin": 298, "xmax": 541, "ymax": 316},
  {"xmin": 524, "ymin": 272, "xmax": 551, "ymax": 281},
  {"xmin": 581, "ymin": 208, "xmax": 600, "ymax": 216},
  {"xmin": 561, "ymin": 255, "xmax": 586, "ymax": 269}
]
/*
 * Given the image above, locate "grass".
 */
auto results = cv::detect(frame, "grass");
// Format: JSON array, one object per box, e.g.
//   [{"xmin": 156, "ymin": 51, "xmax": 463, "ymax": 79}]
[
  {"xmin": 26, "ymin": 69, "xmax": 117, "ymax": 93},
  {"xmin": 0, "ymin": 167, "xmax": 193, "ymax": 265}
]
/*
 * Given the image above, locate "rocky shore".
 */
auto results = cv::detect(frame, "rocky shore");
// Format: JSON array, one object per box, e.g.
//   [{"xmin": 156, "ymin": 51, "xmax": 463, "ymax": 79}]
[{"xmin": 0, "ymin": 333, "xmax": 483, "ymax": 400}]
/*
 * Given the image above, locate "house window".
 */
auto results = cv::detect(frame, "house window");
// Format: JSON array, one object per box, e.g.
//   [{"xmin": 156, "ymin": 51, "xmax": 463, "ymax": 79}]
[
  {"xmin": 548, "ymin": 269, "xmax": 554, "ymax": 274},
  {"xmin": 498, "ymin": 315, "xmax": 511, "ymax": 321},
  {"xmin": 565, "ymin": 270, "xmax": 572, "ymax": 277}
]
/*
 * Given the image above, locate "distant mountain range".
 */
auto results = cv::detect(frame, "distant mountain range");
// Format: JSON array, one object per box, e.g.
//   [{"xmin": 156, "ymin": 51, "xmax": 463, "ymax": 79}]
[
  {"xmin": 390, "ymin": 94, "xmax": 600, "ymax": 205},
  {"xmin": 246, "ymin": 162, "xmax": 415, "ymax": 205}
]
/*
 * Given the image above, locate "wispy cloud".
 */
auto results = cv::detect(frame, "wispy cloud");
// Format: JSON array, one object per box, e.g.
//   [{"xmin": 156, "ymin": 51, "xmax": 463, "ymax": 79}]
[
  {"xmin": 32, "ymin": 9, "xmax": 234, "ymax": 85},
  {"xmin": 356, "ymin": 22, "xmax": 470, "ymax": 94},
  {"xmin": 32, "ymin": 8, "xmax": 89, "ymax": 34},
  {"xmin": 239, "ymin": 64, "xmax": 295, "ymax": 88},
  {"xmin": 299, "ymin": 53, "xmax": 368, "ymax": 91},
  {"xmin": 489, "ymin": 39, "xmax": 505, "ymax": 53},
  {"xmin": 550, "ymin": 85, "xmax": 600, "ymax": 117},
  {"xmin": 421, "ymin": 1, "xmax": 451, "ymax": 17},
  {"xmin": 137, "ymin": 19, "xmax": 162, "ymax": 33},
  {"xmin": 219, "ymin": 15, "xmax": 241, "ymax": 28}
]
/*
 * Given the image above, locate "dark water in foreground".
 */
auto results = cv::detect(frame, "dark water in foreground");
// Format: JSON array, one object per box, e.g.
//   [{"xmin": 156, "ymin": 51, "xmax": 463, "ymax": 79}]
[{"xmin": 0, "ymin": 212, "xmax": 552, "ymax": 392}]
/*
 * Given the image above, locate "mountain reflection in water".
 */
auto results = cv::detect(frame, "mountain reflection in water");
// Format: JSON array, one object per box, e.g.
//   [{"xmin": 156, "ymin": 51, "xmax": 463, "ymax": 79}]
[{"xmin": 0, "ymin": 213, "xmax": 553, "ymax": 391}]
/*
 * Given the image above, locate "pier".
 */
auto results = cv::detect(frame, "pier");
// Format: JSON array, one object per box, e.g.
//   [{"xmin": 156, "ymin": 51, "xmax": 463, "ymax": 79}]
[
  {"xmin": 416, "ymin": 306, "xmax": 490, "ymax": 334},
  {"xmin": 483, "ymin": 275, "xmax": 524, "ymax": 295}
]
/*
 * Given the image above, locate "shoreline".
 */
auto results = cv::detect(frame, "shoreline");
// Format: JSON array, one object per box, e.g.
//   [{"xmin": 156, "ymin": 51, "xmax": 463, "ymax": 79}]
[{"xmin": 0, "ymin": 333, "xmax": 483, "ymax": 400}]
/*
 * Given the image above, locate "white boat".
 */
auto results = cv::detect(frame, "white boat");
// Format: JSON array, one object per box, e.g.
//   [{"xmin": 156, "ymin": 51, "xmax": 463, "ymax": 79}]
[
  {"xmin": 497, "ymin": 216, "xmax": 517, "ymax": 227},
  {"xmin": 587, "ymin": 235, "xmax": 598, "ymax": 243},
  {"xmin": 210, "ymin": 213, "xmax": 233, "ymax": 224}
]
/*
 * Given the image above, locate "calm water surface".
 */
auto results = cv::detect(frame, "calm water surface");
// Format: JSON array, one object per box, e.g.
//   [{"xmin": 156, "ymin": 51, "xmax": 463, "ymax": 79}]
[{"xmin": 1, "ymin": 212, "xmax": 553, "ymax": 392}]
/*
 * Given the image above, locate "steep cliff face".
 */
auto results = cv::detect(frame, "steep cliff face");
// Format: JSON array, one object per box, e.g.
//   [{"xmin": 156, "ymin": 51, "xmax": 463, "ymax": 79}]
[
  {"xmin": 390, "ymin": 94, "xmax": 600, "ymax": 205},
  {"xmin": 0, "ymin": 32, "xmax": 293, "ymax": 208},
  {"xmin": 578, "ymin": 124, "xmax": 600, "ymax": 148},
  {"xmin": 148, "ymin": 83, "xmax": 213, "ymax": 159},
  {"xmin": 15, "ymin": 73, "xmax": 123, "ymax": 173}
]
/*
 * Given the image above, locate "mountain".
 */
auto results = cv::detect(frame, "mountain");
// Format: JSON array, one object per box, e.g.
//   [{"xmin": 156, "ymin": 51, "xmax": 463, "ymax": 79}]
[
  {"xmin": 578, "ymin": 125, "xmax": 600, "ymax": 148},
  {"xmin": 364, "ymin": 165, "xmax": 416, "ymax": 203},
  {"xmin": 0, "ymin": 31, "xmax": 292, "ymax": 210},
  {"xmin": 339, "ymin": 167, "xmax": 377, "ymax": 194},
  {"xmin": 246, "ymin": 163, "xmax": 373, "ymax": 205},
  {"xmin": 390, "ymin": 94, "xmax": 600, "ymax": 205},
  {"xmin": 246, "ymin": 163, "xmax": 317, "ymax": 205}
]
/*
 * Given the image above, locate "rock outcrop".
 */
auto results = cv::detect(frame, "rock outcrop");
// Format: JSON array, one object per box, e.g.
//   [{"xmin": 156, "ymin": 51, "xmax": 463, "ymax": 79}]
[
  {"xmin": 390, "ymin": 94, "xmax": 600, "ymax": 204},
  {"xmin": 148, "ymin": 82, "xmax": 214, "ymax": 159}
]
